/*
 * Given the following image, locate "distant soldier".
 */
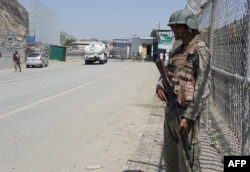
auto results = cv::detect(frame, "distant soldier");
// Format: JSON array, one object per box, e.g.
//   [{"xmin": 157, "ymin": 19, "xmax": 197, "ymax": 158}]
[
  {"xmin": 132, "ymin": 52, "xmax": 136, "ymax": 61},
  {"xmin": 159, "ymin": 51, "xmax": 164, "ymax": 61},
  {"xmin": 137, "ymin": 52, "xmax": 140, "ymax": 60},
  {"xmin": 13, "ymin": 50, "xmax": 21, "ymax": 72},
  {"xmin": 165, "ymin": 50, "xmax": 169, "ymax": 64}
]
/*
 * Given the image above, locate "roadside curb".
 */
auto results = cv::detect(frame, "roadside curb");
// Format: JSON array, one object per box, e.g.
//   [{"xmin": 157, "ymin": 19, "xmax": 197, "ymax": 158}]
[{"xmin": 125, "ymin": 95, "xmax": 165, "ymax": 172}]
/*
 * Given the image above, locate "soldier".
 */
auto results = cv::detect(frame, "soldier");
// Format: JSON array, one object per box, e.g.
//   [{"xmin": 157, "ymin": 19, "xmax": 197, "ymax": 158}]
[
  {"xmin": 137, "ymin": 51, "xmax": 141, "ymax": 61},
  {"xmin": 156, "ymin": 9, "xmax": 211, "ymax": 172},
  {"xmin": 13, "ymin": 50, "xmax": 21, "ymax": 72},
  {"xmin": 159, "ymin": 51, "xmax": 164, "ymax": 61},
  {"xmin": 165, "ymin": 50, "xmax": 169, "ymax": 64},
  {"xmin": 132, "ymin": 52, "xmax": 136, "ymax": 61}
]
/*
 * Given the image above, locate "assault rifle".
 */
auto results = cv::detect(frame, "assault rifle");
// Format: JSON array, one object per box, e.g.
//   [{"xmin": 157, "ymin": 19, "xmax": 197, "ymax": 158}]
[{"xmin": 156, "ymin": 60, "xmax": 193, "ymax": 168}]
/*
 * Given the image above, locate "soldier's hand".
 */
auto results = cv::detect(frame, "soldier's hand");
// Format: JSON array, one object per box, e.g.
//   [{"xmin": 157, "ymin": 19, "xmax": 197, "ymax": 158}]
[
  {"xmin": 180, "ymin": 117, "xmax": 192, "ymax": 135},
  {"xmin": 156, "ymin": 85, "xmax": 168, "ymax": 102}
]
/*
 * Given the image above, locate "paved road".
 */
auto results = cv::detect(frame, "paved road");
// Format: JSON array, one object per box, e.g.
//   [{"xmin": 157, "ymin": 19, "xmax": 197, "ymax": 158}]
[{"xmin": 0, "ymin": 59, "xmax": 161, "ymax": 172}]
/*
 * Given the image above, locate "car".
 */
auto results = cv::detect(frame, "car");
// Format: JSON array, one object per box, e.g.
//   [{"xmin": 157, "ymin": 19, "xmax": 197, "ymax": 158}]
[{"xmin": 26, "ymin": 52, "xmax": 49, "ymax": 68}]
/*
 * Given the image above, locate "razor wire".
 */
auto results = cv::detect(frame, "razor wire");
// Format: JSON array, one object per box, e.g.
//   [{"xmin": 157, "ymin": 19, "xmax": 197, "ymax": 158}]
[{"xmin": 186, "ymin": 0, "xmax": 250, "ymax": 156}]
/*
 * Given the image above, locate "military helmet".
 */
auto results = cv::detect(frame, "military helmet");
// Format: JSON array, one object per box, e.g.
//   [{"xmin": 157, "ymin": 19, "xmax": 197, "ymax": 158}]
[{"xmin": 168, "ymin": 9, "xmax": 200, "ymax": 35}]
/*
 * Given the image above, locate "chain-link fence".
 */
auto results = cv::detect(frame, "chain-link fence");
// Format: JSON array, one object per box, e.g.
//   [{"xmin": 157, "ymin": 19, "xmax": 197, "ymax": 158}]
[{"xmin": 186, "ymin": 0, "xmax": 250, "ymax": 156}]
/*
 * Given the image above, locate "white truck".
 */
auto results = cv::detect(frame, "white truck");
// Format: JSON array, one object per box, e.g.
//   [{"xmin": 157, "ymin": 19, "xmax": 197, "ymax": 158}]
[{"xmin": 84, "ymin": 42, "xmax": 108, "ymax": 64}]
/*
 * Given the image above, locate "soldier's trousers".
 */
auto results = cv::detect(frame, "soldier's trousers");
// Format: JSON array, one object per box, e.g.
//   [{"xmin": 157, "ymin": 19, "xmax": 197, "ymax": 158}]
[
  {"xmin": 14, "ymin": 61, "xmax": 21, "ymax": 72},
  {"xmin": 162, "ymin": 107, "xmax": 200, "ymax": 172}
]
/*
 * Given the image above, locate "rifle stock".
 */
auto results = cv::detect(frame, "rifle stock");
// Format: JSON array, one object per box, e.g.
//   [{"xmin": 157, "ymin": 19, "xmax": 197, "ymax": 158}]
[{"xmin": 156, "ymin": 60, "xmax": 193, "ymax": 168}]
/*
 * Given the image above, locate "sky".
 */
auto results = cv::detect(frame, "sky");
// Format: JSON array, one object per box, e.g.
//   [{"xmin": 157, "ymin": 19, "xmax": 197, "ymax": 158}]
[{"xmin": 18, "ymin": 0, "xmax": 187, "ymax": 41}]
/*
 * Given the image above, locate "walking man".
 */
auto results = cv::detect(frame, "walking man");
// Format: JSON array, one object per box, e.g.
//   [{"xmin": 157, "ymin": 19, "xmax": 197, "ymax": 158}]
[
  {"xmin": 13, "ymin": 50, "xmax": 21, "ymax": 72},
  {"xmin": 159, "ymin": 51, "xmax": 164, "ymax": 61},
  {"xmin": 156, "ymin": 9, "xmax": 211, "ymax": 172}
]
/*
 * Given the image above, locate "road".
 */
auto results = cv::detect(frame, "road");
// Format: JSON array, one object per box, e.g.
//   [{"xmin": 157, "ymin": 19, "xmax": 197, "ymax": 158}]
[{"xmin": 0, "ymin": 59, "xmax": 161, "ymax": 172}]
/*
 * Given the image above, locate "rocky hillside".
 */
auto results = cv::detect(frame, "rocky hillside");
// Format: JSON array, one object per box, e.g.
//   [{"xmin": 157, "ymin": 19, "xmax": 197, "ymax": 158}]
[
  {"xmin": 0, "ymin": 0, "xmax": 28, "ymax": 39},
  {"xmin": 0, "ymin": 0, "xmax": 76, "ymax": 45}
]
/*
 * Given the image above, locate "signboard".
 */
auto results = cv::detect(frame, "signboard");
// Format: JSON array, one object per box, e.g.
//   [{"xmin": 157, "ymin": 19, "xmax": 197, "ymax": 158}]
[
  {"xmin": 8, "ymin": 32, "xmax": 15, "ymax": 39},
  {"xmin": 158, "ymin": 44, "xmax": 173, "ymax": 51},
  {"xmin": 26, "ymin": 36, "xmax": 36, "ymax": 45},
  {"xmin": 159, "ymin": 35, "xmax": 172, "ymax": 44},
  {"xmin": 158, "ymin": 34, "xmax": 173, "ymax": 50}
]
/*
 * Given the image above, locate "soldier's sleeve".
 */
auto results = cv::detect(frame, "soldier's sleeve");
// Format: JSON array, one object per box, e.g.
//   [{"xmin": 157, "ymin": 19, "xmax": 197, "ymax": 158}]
[{"xmin": 183, "ymin": 46, "xmax": 211, "ymax": 121}]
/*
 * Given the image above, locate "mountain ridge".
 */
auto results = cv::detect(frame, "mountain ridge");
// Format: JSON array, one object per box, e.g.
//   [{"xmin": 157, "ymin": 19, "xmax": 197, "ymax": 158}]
[
  {"xmin": 0, "ymin": 0, "xmax": 77, "ymax": 45},
  {"xmin": 0, "ymin": 0, "xmax": 28, "ymax": 40}
]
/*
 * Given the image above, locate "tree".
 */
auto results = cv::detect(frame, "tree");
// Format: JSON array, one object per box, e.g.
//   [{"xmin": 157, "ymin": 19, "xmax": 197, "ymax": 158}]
[
  {"xmin": 63, "ymin": 39, "xmax": 75, "ymax": 46},
  {"xmin": 150, "ymin": 29, "xmax": 158, "ymax": 37}
]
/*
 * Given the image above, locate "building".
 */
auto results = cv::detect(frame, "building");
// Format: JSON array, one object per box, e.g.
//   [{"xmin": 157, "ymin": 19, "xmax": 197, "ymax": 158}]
[
  {"xmin": 111, "ymin": 30, "xmax": 173, "ymax": 61},
  {"xmin": 131, "ymin": 37, "xmax": 153, "ymax": 59}
]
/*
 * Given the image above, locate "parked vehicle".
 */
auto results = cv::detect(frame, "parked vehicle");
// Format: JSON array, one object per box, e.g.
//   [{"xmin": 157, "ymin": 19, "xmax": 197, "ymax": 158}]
[{"xmin": 26, "ymin": 52, "xmax": 49, "ymax": 68}]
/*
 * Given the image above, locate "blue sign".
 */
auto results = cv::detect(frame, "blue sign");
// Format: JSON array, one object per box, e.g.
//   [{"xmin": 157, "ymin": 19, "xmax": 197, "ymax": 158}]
[
  {"xmin": 26, "ymin": 36, "xmax": 36, "ymax": 45},
  {"xmin": 8, "ymin": 32, "xmax": 15, "ymax": 38}
]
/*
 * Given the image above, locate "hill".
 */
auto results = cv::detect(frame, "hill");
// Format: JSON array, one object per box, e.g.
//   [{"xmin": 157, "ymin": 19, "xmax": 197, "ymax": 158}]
[
  {"xmin": 0, "ymin": 0, "xmax": 28, "ymax": 41},
  {"xmin": 0, "ymin": 0, "xmax": 77, "ymax": 45}
]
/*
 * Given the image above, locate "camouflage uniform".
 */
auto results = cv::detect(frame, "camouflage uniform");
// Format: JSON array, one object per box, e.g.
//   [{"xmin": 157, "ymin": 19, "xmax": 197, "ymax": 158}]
[
  {"xmin": 13, "ymin": 51, "xmax": 21, "ymax": 72},
  {"xmin": 158, "ymin": 38, "xmax": 211, "ymax": 172}
]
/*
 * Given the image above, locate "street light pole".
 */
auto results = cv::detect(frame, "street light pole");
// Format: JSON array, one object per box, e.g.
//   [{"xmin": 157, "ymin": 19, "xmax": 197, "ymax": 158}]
[{"xmin": 157, "ymin": 22, "xmax": 160, "ymax": 30}]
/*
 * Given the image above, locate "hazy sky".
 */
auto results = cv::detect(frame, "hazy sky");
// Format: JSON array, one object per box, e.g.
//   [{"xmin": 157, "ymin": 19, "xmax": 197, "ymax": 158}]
[{"xmin": 18, "ymin": 0, "xmax": 187, "ymax": 40}]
